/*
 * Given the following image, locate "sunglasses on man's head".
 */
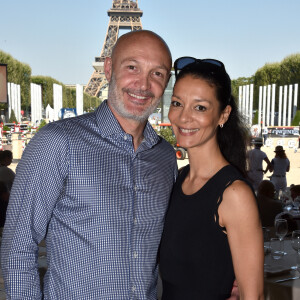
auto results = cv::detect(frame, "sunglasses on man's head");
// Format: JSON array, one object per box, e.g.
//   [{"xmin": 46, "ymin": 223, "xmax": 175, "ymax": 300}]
[{"xmin": 174, "ymin": 56, "xmax": 225, "ymax": 78}]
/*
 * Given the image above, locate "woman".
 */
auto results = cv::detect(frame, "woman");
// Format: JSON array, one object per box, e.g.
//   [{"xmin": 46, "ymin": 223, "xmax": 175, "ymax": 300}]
[
  {"xmin": 159, "ymin": 57, "xmax": 264, "ymax": 299},
  {"xmin": 268, "ymin": 145, "xmax": 290, "ymax": 193}
]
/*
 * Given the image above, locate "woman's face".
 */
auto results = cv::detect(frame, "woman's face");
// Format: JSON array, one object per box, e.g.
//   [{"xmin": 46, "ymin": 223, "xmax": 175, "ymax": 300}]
[{"xmin": 168, "ymin": 75, "xmax": 230, "ymax": 150}]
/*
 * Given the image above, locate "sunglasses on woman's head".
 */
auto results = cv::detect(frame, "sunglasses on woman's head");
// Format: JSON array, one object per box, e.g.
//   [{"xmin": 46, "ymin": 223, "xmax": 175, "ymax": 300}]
[{"xmin": 174, "ymin": 56, "xmax": 226, "ymax": 78}]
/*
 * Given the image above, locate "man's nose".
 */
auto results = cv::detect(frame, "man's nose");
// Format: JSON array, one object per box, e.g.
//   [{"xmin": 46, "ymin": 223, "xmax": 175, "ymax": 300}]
[{"xmin": 135, "ymin": 73, "xmax": 151, "ymax": 90}]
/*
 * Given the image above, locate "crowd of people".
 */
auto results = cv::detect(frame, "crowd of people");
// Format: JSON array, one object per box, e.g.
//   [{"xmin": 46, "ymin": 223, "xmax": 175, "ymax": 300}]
[
  {"xmin": 247, "ymin": 135, "xmax": 300, "ymax": 236},
  {"xmin": 0, "ymin": 29, "xmax": 298, "ymax": 299}
]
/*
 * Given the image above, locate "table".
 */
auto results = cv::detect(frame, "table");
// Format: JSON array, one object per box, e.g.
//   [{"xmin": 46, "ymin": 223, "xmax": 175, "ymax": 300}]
[{"xmin": 264, "ymin": 238, "xmax": 300, "ymax": 300}]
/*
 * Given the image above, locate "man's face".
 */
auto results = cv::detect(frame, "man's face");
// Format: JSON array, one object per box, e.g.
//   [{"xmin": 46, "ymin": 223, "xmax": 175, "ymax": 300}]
[{"xmin": 105, "ymin": 33, "xmax": 171, "ymax": 123}]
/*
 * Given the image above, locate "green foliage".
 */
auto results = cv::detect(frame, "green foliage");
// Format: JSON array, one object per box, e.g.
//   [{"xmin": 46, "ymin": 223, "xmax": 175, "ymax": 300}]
[
  {"xmin": 83, "ymin": 93, "xmax": 101, "ymax": 112},
  {"xmin": 31, "ymin": 76, "xmax": 101, "ymax": 112},
  {"xmin": 252, "ymin": 53, "xmax": 300, "ymax": 110},
  {"xmin": 37, "ymin": 119, "xmax": 47, "ymax": 131},
  {"xmin": 279, "ymin": 54, "xmax": 300, "ymax": 86},
  {"xmin": 9, "ymin": 109, "xmax": 18, "ymax": 123},
  {"xmin": 64, "ymin": 87, "xmax": 76, "ymax": 108},
  {"xmin": 254, "ymin": 63, "xmax": 281, "ymax": 86},
  {"xmin": 231, "ymin": 76, "xmax": 254, "ymax": 105},
  {"xmin": 2, "ymin": 125, "xmax": 11, "ymax": 132},
  {"xmin": 253, "ymin": 63, "xmax": 281, "ymax": 110},
  {"xmin": 0, "ymin": 50, "xmax": 32, "ymax": 110},
  {"xmin": 157, "ymin": 127, "xmax": 176, "ymax": 145},
  {"xmin": 31, "ymin": 75, "xmax": 64, "ymax": 109},
  {"xmin": 292, "ymin": 110, "xmax": 300, "ymax": 126},
  {"xmin": 252, "ymin": 110, "xmax": 258, "ymax": 125}
]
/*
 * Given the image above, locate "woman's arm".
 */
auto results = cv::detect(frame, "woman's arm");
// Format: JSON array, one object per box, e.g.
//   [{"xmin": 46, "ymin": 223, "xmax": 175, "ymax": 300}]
[
  {"xmin": 263, "ymin": 157, "xmax": 273, "ymax": 173},
  {"xmin": 219, "ymin": 180, "xmax": 264, "ymax": 299}
]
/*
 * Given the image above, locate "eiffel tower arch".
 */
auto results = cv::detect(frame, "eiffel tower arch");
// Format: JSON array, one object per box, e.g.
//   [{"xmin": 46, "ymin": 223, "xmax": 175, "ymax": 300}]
[{"xmin": 85, "ymin": 0, "xmax": 143, "ymax": 97}]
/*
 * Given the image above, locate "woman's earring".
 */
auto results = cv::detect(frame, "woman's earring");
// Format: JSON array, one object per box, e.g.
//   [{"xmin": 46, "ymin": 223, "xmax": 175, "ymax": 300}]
[{"xmin": 220, "ymin": 124, "xmax": 224, "ymax": 128}]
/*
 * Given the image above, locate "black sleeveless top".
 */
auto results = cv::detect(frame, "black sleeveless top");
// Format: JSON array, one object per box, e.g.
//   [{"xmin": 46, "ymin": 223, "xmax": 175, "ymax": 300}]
[{"xmin": 160, "ymin": 164, "xmax": 249, "ymax": 300}]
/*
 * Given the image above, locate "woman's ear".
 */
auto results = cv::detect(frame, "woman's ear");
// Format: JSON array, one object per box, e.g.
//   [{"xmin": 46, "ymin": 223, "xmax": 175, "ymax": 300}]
[{"xmin": 219, "ymin": 105, "xmax": 232, "ymax": 126}]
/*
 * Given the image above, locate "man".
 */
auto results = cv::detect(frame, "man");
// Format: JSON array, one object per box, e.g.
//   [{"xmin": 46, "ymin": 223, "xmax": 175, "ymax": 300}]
[
  {"xmin": 1, "ymin": 30, "xmax": 177, "ymax": 299},
  {"xmin": 262, "ymin": 126, "xmax": 268, "ymax": 145},
  {"xmin": 247, "ymin": 137, "xmax": 272, "ymax": 191}
]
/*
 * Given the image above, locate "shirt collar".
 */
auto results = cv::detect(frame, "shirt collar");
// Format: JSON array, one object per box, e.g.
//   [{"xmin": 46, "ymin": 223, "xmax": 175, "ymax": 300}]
[{"xmin": 95, "ymin": 100, "xmax": 160, "ymax": 148}]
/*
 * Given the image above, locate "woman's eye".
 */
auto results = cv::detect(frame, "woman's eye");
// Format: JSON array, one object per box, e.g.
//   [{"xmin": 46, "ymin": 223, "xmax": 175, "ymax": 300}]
[
  {"xmin": 171, "ymin": 100, "xmax": 181, "ymax": 107},
  {"xmin": 195, "ymin": 105, "xmax": 207, "ymax": 111}
]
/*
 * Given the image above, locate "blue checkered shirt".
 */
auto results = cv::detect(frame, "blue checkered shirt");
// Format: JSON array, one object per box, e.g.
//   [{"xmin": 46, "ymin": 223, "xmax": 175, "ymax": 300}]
[{"xmin": 1, "ymin": 100, "xmax": 177, "ymax": 299}]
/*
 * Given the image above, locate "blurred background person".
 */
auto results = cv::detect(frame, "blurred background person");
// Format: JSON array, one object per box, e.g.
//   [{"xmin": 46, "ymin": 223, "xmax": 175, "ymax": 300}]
[
  {"xmin": 0, "ymin": 150, "xmax": 15, "ymax": 191},
  {"xmin": 0, "ymin": 181, "xmax": 10, "ymax": 231},
  {"xmin": 290, "ymin": 184, "xmax": 300, "ymax": 201},
  {"xmin": 267, "ymin": 146, "xmax": 290, "ymax": 193},
  {"xmin": 256, "ymin": 180, "xmax": 282, "ymax": 227},
  {"xmin": 247, "ymin": 137, "xmax": 272, "ymax": 192}
]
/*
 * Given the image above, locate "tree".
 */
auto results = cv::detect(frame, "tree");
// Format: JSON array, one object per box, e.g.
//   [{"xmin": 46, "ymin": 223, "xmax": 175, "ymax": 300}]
[
  {"xmin": 253, "ymin": 63, "xmax": 281, "ymax": 110},
  {"xmin": 157, "ymin": 127, "xmax": 176, "ymax": 146},
  {"xmin": 9, "ymin": 109, "xmax": 18, "ymax": 123},
  {"xmin": 37, "ymin": 119, "xmax": 47, "ymax": 131},
  {"xmin": 0, "ymin": 50, "xmax": 32, "ymax": 111},
  {"xmin": 231, "ymin": 76, "xmax": 254, "ymax": 107},
  {"xmin": 31, "ymin": 75, "xmax": 63, "ymax": 109},
  {"xmin": 292, "ymin": 110, "xmax": 300, "ymax": 126},
  {"xmin": 252, "ymin": 110, "xmax": 258, "ymax": 125}
]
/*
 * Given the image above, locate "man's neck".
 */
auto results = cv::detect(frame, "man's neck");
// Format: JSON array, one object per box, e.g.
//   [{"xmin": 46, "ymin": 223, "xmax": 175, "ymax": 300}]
[{"xmin": 108, "ymin": 104, "xmax": 147, "ymax": 151}]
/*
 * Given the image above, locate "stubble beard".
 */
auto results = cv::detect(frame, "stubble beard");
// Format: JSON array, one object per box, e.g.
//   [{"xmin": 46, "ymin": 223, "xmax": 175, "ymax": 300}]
[{"xmin": 107, "ymin": 74, "xmax": 161, "ymax": 123}]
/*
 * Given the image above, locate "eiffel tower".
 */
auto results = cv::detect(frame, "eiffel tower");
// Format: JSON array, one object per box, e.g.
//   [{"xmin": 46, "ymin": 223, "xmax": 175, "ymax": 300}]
[{"xmin": 85, "ymin": 0, "xmax": 143, "ymax": 97}]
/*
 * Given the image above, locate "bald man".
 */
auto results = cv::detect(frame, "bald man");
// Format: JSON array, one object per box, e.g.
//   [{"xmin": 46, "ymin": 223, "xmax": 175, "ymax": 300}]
[{"xmin": 1, "ymin": 30, "xmax": 177, "ymax": 299}]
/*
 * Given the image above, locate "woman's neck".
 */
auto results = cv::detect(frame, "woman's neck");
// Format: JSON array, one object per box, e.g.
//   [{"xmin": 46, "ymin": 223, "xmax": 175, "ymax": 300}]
[{"xmin": 187, "ymin": 141, "xmax": 228, "ymax": 180}]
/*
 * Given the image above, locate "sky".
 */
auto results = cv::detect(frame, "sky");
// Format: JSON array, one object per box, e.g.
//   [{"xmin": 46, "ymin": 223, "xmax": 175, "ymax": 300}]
[{"xmin": 0, "ymin": 0, "xmax": 300, "ymax": 85}]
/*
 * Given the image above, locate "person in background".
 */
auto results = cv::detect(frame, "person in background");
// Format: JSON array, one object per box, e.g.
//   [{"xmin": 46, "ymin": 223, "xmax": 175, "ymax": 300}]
[
  {"xmin": 159, "ymin": 57, "xmax": 264, "ymax": 299},
  {"xmin": 0, "ymin": 150, "xmax": 15, "ymax": 191},
  {"xmin": 298, "ymin": 126, "xmax": 300, "ymax": 151},
  {"xmin": 1, "ymin": 30, "xmax": 177, "ymax": 299},
  {"xmin": 256, "ymin": 180, "xmax": 282, "ymax": 227},
  {"xmin": 247, "ymin": 137, "xmax": 272, "ymax": 191},
  {"xmin": 290, "ymin": 184, "xmax": 300, "ymax": 201},
  {"xmin": 0, "ymin": 181, "xmax": 10, "ymax": 229},
  {"xmin": 267, "ymin": 145, "xmax": 290, "ymax": 193},
  {"xmin": 262, "ymin": 126, "xmax": 269, "ymax": 145}
]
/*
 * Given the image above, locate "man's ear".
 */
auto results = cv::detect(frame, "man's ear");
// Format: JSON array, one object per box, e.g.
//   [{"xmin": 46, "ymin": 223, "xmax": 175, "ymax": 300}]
[
  {"xmin": 165, "ymin": 72, "xmax": 172, "ymax": 89},
  {"xmin": 104, "ymin": 57, "xmax": 113, "ymax": 82}
]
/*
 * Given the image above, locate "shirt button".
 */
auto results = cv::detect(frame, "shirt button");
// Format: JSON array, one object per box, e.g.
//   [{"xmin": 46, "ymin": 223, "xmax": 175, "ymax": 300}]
[
  {"xmin": 132, "ymin": 286, "xmax": 136, "ymax": 292},
  {"xmin": 134, "ymin": 185, "xmax": 137, "ymax": 191},
  {"xmin": 124, "ymin": 135, "xmax": 127, "ymax": 140},
  {"xmin": 134, "ymin": 218, "xmax": 137, "ymax": 225},
  {"xmin": 133, "ymin": 251, "xmax": 138, "ymax": 259}
]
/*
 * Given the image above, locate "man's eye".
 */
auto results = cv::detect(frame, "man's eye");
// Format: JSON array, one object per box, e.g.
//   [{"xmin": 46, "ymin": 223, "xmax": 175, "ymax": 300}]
[
  {"xmin": 154, "ymin": 71, "xmax": 163, "ymax": 77},
  {"xmin": 128, "ymin": 65, "xmax": 136, "ymax": 70},
  {"xmin": 171, "ymin": 100, "xmax": 181, "ymax": 107},
  {"xmin": 195, "ymin": 105, "xmax": 207, "ymax": 111}
]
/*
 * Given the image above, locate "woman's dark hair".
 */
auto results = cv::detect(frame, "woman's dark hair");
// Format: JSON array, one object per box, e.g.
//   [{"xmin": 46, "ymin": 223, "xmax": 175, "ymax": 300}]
[
  {"xmin": 175, "ymin": 62, "xmax": 249, "ymax": 177},
  {"xmin": 275, "ymin": 151, "xmax": 287, "ymax": 159}
]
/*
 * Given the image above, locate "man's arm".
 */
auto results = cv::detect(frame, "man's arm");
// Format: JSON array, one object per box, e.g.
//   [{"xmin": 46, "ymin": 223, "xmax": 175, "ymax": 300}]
[
  {"xmin": 263, "ymin": 156, "xmax": 273, "ymax": 173},
  {"xmin": 1, "ymin": 123, "xmax": 69, "ymax": 299}
]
